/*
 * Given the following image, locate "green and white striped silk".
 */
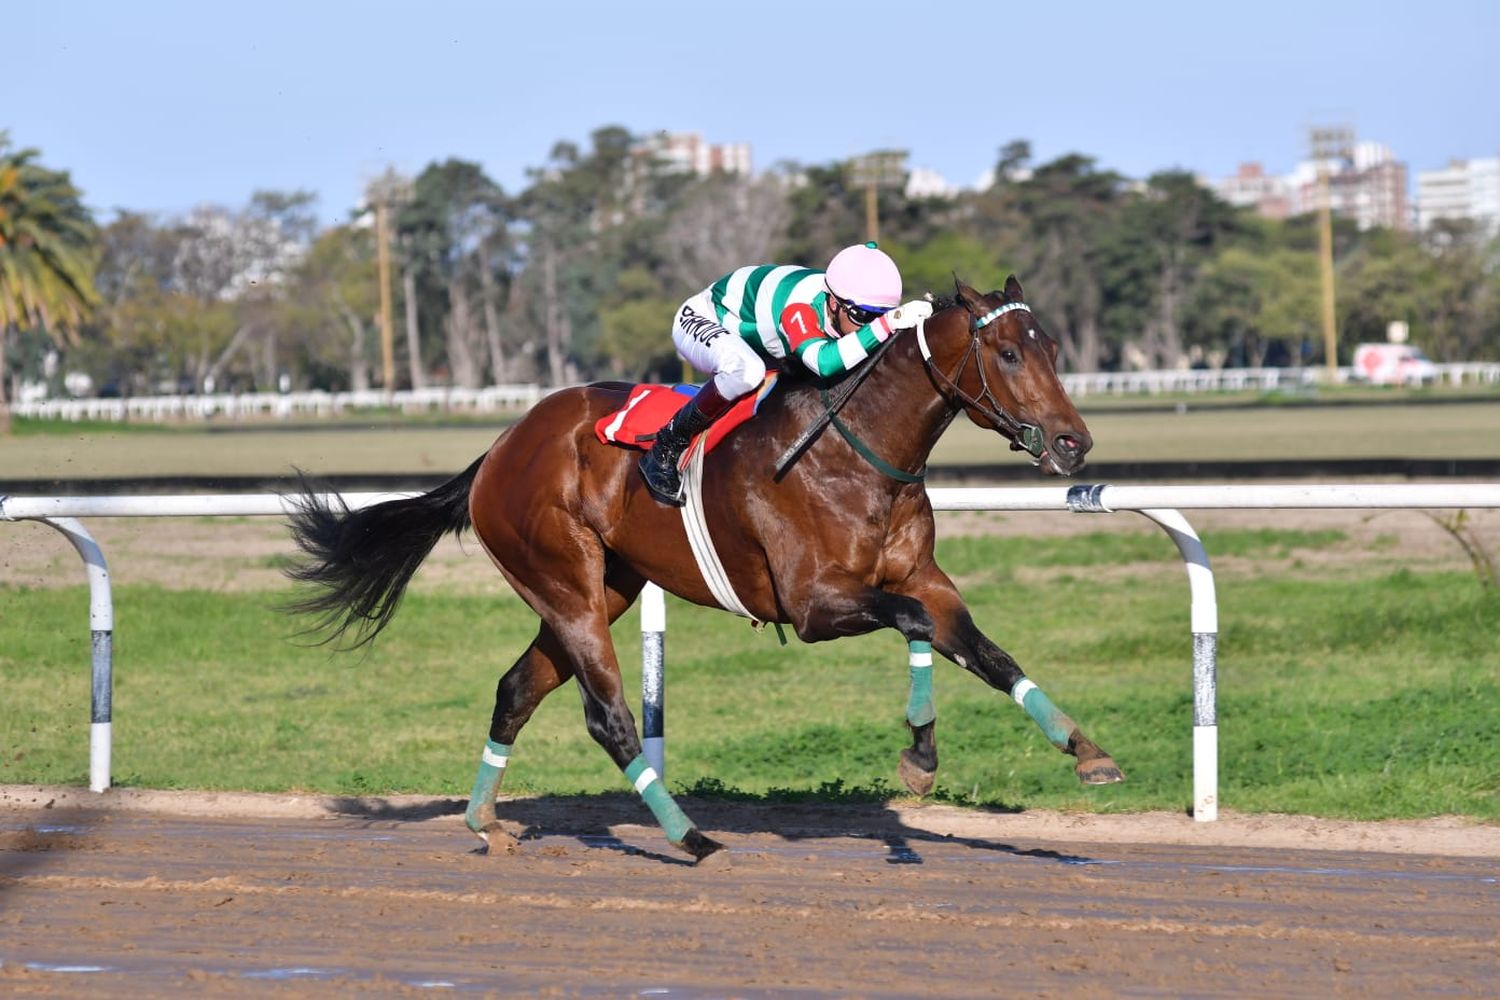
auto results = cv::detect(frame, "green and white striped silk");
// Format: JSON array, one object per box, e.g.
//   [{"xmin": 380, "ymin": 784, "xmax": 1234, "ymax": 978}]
[{"xmin": 707, "ymin": 264, "xmax": 888, "ymax": 378}]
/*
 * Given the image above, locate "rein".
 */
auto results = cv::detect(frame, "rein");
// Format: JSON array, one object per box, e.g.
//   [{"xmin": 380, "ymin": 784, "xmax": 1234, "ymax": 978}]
[
  {"xmin": 771, "ymin": 331, "xmax": 911, "ymax": 482},
  {"xmin": 771, "ymin": 299, "xmax": 1048, "ymax": 483},
  {"xmin": 916, "ymin": 303, "xmax": 1047, "ymax": 462}
]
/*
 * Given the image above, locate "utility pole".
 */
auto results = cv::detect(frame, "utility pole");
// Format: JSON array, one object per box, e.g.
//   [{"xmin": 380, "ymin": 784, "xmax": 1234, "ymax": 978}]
[
  {"xmin": 1309, "ymin": 125, "xmax": 1353, "ymax": 380},
  {"xmin": 374, "ymin": 196, "xmax": 396, "ymax": 393},
  {"xmin": 848, "ymin": 149, "xmax": 908, "ymax": 243},
  {"xmin": 366, "ymin": 168, "xmax": 410, "ymax": 396}
]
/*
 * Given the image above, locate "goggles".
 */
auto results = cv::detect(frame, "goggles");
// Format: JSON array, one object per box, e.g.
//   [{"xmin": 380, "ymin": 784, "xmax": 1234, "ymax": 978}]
[{"xmin": 831, "ymin": 294, "xmax": 891, "ymax": 327}]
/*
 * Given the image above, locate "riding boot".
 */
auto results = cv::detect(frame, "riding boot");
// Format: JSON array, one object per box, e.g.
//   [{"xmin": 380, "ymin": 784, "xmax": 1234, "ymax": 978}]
[{"xmin": 639, "ymin": 382, "xmax": 736, "ymax": 506}]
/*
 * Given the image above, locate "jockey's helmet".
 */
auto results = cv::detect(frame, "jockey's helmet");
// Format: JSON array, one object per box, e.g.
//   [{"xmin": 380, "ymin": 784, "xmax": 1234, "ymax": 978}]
[{"xmin": 825, "ymin": 242, "xmax": 901, "ymax": 314}]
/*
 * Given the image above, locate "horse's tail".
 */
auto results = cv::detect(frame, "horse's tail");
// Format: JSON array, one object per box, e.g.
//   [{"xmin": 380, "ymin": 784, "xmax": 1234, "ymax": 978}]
[{"xmin": 282, "ymin": 454, "xmax": 485, "ymax": 649}]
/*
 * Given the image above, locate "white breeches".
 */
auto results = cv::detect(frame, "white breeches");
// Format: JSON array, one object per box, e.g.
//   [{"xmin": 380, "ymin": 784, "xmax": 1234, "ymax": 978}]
[{"xmin": 671, "ymin": 290, "xmax": 767, "ymax": 399}]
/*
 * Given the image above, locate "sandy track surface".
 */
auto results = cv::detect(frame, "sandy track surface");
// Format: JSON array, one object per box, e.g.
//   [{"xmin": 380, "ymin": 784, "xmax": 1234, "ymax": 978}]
[{"xmin": 2, "ymin": 786, "xmax": 1497, "ymax": 997}]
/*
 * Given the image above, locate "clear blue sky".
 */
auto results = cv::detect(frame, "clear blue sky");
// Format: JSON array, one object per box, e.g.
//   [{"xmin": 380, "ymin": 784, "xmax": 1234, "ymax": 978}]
[{"xmin": 8, "ymin": 0, "xmax": 1497, "ymax": 229}]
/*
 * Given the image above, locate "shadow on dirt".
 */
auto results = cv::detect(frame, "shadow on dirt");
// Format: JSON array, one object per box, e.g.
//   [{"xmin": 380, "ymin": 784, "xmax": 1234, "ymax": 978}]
[
  {"xmin": 0, "ymin": 805, "xmax": 111, "ymax": 897},
  {"xmin": 323, "ymin": 791, "xmax": 1096, "ymax": 866}
]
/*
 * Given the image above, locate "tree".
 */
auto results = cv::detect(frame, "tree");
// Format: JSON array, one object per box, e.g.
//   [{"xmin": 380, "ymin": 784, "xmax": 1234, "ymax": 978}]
[
  {"xmin": 779, "ymin": 162, "xmax": 866, "ymax": 269},
  {"xmin": 595, "ymin": 267, "xmax": 677, "ymax": 380},
  {"xmin": 286, "ymin": 224, "xmax": 379, "ymax": 391},
  {"xmin": 1103, "ymin": 171, "xmax": 1245, "ymax": 368},
  {"xmin": 399, "ymin": 160, "xmax": 509, "ymax": 388},
  {"xmin": 0, "ymin": 133, "xmax": 100, "ymax": 432},
  {"xmin": 1002, "ymin": 154, "xmax": 1128, "ymax": 371},
  {"xmin": 660, "ymin": 172, "xmax": 791, "ymax": 291},
  {"xmin": 511, "ymin": 126, "xmax": 682, "ymax": 385},
  {"xmin": 1184, "ymin": 246, "xmax": 1320, "ymax": 367},
  {"xmin": 887, "ymin": 231, "xmax": 1011, "ymax": 301}
]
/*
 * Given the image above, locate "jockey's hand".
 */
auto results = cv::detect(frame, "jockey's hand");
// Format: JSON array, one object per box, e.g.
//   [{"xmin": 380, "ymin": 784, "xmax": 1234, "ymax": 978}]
[{"xmin": 884, "ymin": 299, "xmax": 934, "ymax": 329}]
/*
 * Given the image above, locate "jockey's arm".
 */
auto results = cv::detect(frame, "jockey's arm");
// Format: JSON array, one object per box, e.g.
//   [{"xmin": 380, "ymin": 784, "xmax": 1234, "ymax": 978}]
[{"xmin": 780, "ymin": 303, "xmax": 895, "ymax": 378}]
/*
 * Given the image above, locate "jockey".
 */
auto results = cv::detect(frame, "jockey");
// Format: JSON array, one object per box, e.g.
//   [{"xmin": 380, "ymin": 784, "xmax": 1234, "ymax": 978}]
[{"xmin": 640, "ymin": 242, "xmax": 934, "ymax": 506}]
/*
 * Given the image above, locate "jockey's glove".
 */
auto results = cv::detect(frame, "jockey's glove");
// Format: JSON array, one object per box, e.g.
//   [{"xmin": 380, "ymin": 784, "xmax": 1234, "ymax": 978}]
[{"xmin": 885, "ymin": 299, "xmax": 934, "ymax": 329}]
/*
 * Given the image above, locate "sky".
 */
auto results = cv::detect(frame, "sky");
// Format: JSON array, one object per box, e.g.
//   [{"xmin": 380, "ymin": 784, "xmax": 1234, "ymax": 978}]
[{"xmin": 8, "ymin": 0, "xmax": 1498, "ymax": 230}]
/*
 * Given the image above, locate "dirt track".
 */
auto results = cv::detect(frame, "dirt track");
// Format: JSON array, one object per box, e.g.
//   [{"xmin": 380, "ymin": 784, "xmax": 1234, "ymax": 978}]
[{"xmin": 2, "ymin": 786, "xmax": 1496, "ymax": 998}]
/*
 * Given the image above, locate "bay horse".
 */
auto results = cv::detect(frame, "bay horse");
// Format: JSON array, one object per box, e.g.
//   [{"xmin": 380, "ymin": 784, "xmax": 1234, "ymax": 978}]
[{"xmin": 283, "ymin": 274, "xmax": 1123, "ymax": 865}]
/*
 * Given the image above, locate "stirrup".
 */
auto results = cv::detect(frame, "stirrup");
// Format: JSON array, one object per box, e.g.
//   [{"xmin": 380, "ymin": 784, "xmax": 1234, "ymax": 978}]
[{"xmin": 640, "ymin": 450, "xmax": 686, "ymax": 507}]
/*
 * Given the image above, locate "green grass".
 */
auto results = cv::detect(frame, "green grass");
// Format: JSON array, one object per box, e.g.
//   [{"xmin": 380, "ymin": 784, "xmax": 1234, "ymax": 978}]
[{"xmin": 3, "ymin": 530, "xmax": 1496, "ymax": 821}]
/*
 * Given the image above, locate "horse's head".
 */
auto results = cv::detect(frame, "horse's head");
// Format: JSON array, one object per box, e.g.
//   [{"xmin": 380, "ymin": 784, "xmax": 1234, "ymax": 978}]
[{"xmin": 920, "ymin": 276, "xmax": 1092, "ymax": 476}]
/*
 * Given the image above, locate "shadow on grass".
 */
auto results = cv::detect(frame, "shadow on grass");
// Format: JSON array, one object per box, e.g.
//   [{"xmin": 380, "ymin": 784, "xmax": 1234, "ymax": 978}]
[{"xmin": 323, "ymin": 778, "xmax": 1093, "ymax": 868}]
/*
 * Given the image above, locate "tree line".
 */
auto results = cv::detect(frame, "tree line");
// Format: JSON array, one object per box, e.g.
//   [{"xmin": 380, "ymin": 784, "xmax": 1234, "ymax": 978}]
[{"xmin": 3, "ymin": 126, "xmax": 1498, "ymax": 425}]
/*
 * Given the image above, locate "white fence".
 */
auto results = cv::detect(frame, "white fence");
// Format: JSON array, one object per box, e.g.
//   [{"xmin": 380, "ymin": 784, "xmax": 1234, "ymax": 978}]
[
  {"xmin": 13, "ymin": 362, "xmax": 1500, "ymax": 423},
  {"xmin": 1062, "ymin": 362, "xmax": 1500, "ymax": 396},
  {"xmin": 12, "ymin": 385, "xmax": 544, "ymax": 423},
  {"xmin": 5, "ymin": 483, "xmax": 1500, "ymax": 823}
]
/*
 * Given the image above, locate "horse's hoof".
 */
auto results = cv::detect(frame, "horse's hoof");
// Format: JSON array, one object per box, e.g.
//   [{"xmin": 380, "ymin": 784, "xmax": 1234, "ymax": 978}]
[
  {"xmin": 476, "ymin": 822, "xmax": 522, "ymax": 854},
  {"xmin": 694, "ymin": 846, "xmax": 733, "ymax": 871},
  {"xmin": 1076, "ymin": 757, "xmax": 1125, "ymax": 785},
  {"xmin": 898, "ymin": 749, "xmax": 936, "ymax": 796},
  {"xmin": 681, "ymin": 828, "xmax": 729, "ymax": 868}
]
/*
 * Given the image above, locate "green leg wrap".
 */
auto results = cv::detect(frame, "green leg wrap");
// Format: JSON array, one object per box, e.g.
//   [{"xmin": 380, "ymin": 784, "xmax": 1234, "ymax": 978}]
[
  {"xmin": 624, "ymin": 754, "xmax": 693, "ymax": 844},
  {"xmin": 906, "ymin": 640, "xmax": 936, "ymax": 727},
  {"xmin": 1011, "ymin": 678, "xmax": 1074, "ymax": 750},
  {"xmin": 465, "ymin": 739, "xmax": 510, "ymax": 833}
]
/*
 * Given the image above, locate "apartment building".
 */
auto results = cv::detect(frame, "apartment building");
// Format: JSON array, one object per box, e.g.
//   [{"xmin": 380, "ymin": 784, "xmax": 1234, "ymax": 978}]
[
  {"xmin": 644, "ymin": 131, "xmax": 753, "ymax": 177},
  {"xmin": 1212, "ymin": 140, "xmax": 1408, "ymax": 231},
  {"xmin": 1416, "ymin": 156, "xmax": 1500, "ymax": 235}
]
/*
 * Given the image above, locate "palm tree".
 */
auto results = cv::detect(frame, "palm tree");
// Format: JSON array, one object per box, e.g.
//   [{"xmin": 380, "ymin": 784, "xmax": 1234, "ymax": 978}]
[{"xmin": 0, "ymin": 132, "xmax": 100, "ymax": 434}]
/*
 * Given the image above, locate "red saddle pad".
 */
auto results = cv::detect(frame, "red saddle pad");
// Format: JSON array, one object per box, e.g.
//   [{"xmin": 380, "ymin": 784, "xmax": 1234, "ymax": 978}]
[{"xmin": 594, "ymin": 376, "xmax": 776, "ymax": 454}]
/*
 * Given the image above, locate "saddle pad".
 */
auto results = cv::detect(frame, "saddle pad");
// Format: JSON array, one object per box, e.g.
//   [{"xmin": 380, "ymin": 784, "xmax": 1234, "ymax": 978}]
[{"xmin": 593, "ymin": 374, "xmax": 777, "ymax": 454}]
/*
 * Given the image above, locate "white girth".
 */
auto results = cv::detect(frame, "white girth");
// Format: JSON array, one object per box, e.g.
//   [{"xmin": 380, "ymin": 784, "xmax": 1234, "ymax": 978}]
[{"xmin": 678, "ymin": 436, "xmax": 757, "ymax": 621}]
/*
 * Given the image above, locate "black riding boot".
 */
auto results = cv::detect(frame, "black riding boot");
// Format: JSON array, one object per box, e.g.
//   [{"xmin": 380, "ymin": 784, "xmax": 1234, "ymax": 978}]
[{"xmin": 639, "ymin": 383, "xmax": 734, "ymax": 507}]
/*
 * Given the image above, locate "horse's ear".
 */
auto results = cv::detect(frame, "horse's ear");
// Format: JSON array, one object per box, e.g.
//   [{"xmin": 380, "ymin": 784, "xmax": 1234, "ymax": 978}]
[
  {"xmin": 1004, "ymin": 274, "xmax": 1025, "ymax": 302},
  {"xmin": 953, "ymin": 275, "xmax": 985, "ymax": 311}
]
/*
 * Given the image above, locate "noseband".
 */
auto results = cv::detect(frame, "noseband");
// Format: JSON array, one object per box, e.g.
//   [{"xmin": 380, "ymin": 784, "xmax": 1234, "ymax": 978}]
[{"xmin": 915, "ymin": 303, "xmax": 1047, "ymax": 461}]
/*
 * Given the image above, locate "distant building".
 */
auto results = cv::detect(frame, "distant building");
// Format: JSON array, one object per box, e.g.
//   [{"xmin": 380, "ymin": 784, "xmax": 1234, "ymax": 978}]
[
  {"xmin": 1416, "ymin": 156, "xmax": 1500, "ymax": 236},
  {"xmin": 905, "ymin": 166, "xmax": 958, "ymax": 200},
  {"xmin": 1210, "ymin": 140, "xmax": 1409, "ymax": 231},
  {"xmin": 1214, "ymin": 162, "xmax": 1292, "ymax": 219},
  {"xmin": 643, "ymin": 131, "xmax": 752, "ymax": 177}
]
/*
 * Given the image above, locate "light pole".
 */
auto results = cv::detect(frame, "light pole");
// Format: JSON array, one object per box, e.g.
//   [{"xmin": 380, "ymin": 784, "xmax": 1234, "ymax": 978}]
[
  {"xmin": 847, "ymin": 150, "xmax": 908, "ymax": 243},
  {"xmin": 1309, "ymin": 125, "xmax": 1353, "ymax": 380},
  {"xmin": 366, "ymin": 169, "xmax": 410, "ymax": 396}
]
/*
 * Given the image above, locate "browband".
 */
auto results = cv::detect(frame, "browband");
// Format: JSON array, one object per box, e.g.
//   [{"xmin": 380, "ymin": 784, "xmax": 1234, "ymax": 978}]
[{"xmin": 971, "ymin": 301, "xmax": 1030, "ymax": 329}]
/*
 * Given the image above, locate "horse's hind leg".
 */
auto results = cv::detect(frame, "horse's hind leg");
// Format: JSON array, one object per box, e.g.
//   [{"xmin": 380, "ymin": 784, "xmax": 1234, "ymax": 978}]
[
  {"xmin": 563, "ymin": 599, "xmax": 726, "ymax": 864},
  {"xmin": 465, "ymin": 628, "xmax": 574, "ymax": 848},
  {"xmin": 479, "ymin": 534, "xmax": 724, "ymax": 864}
]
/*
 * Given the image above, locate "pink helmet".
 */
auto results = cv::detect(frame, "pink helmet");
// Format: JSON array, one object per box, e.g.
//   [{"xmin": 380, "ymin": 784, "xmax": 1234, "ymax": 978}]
[{"xmin": 825, "ymin": 242, "xmax": 901, "ymax": 311}]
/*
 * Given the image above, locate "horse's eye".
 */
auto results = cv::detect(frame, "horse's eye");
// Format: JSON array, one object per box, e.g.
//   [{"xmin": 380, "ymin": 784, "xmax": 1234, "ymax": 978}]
[{"xmin": 1000, "ymin": 349, "xmax": 1020, "ymax": 365}]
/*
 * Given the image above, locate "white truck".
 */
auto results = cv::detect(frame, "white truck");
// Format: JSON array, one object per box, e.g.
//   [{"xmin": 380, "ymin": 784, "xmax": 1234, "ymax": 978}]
[{"xmin": 1351, "ymin": 343, "xmax": 1438, "ymax": 386}]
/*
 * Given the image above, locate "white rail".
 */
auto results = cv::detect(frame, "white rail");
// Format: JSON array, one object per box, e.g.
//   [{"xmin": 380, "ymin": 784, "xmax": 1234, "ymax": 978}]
[
  {"xmin": 6, "ymin": 483, "xmax": 1500, "ymax": 820},
  {"xmin": 12, "ymin": 385, "xmax": 544, "ymax": 423}
]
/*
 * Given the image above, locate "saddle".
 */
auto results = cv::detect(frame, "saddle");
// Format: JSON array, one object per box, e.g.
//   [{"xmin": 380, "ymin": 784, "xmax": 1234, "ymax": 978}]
[{"xmin": 594, "ymin": 374, "xmax": 778, "ymax": 455}]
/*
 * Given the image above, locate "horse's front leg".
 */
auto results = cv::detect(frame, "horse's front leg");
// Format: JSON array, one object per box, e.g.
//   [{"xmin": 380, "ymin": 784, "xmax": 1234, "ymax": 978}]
[{"xmin": 895, "ymin": 562, "xmax": 1124, "ymax": 786}]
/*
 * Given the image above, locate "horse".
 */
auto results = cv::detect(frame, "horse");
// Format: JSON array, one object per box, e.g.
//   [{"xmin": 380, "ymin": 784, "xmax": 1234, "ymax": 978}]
[{"xmin": 283, "ymin": 274, "xmax": 1123, "ymax": 866}]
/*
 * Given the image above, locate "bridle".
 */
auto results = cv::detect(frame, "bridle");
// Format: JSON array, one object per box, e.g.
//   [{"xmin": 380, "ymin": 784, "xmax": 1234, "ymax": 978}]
[
  {"xmin": 771, "ymin": 299, "xmax": 1052, "ymax": 483},
  {"xmin": 915, "ymin": 301, "xmax": 1047, "ymax": 462}
]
